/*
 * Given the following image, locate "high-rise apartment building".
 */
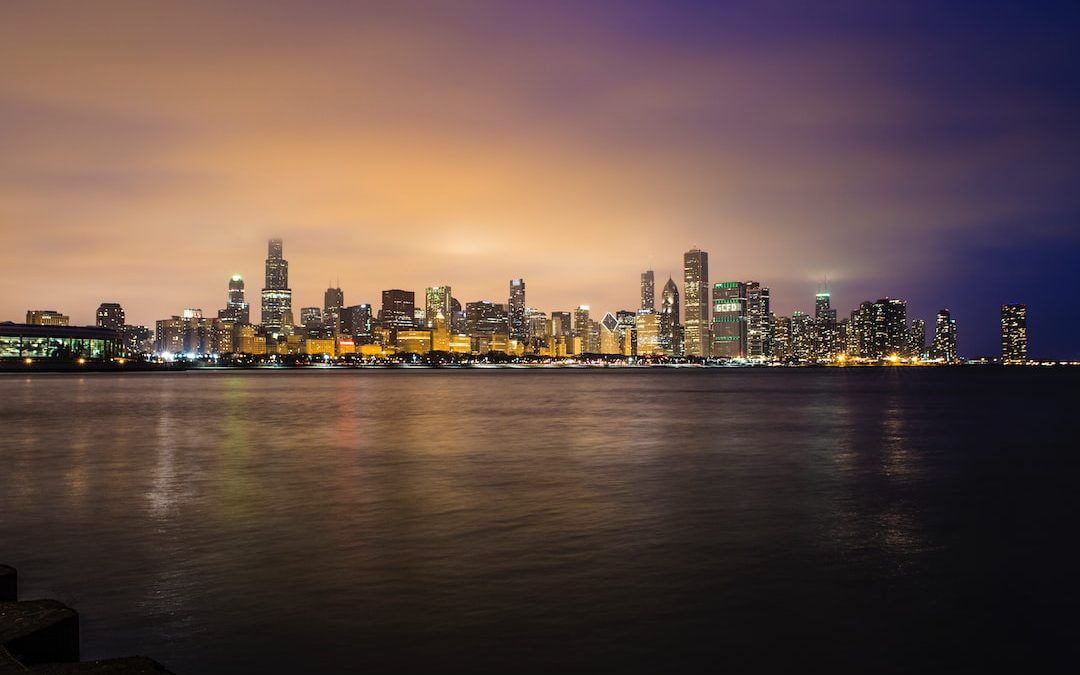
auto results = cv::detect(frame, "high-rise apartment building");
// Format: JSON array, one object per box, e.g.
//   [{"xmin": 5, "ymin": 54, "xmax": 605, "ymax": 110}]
[
  {"xmin": 96, "ymin": 303, "xmax": 125, "ymax": 331},
  {"xmin": 508, "ymin": 279, "xmax": 526, "ymax": 342},
  {"xmin": 872, "ymin": 298, "xmax": 908, "ymax": 358},
  {"xmin": 909, "ymin": 319, "xmax": 926, "ymax": 359},
  {"xmin": 848, "ymin": 301, "xmax": 875, "ymax": 358},
  {"xmin": 790, "ymin": 311, "xmax": 812, "ymax": 362},
  {"xmin": 683, "ymin": 249, "xmax": 709, "ymax": 357},
  {"xmin": 745, "ymin": 283, "xmax": 771, "ymax": 360},
  {"xmin": 641, "ymin": 270, "xmax": 655, "ymax": 312},
  {"xmin": 1001, "ymin": 304, "xmax": 1027, "ymax": 363},
  {"xmin": 711, "ymin": 282, "xmax": 745, "ymax": 359},
  {"xmin": 930, "ymin": 309, "xmax": 958, "ymax": 362},
  {"xmin": 770, "ymin": 313, "xmax": 792, "ymax": 362},
  {"xmin": 260, "ymin": 238, "xmax": 292, "ymax": 333},
  {"xmin": 659, "ymin": 278, "xmax": 681, "ymax": 356}
]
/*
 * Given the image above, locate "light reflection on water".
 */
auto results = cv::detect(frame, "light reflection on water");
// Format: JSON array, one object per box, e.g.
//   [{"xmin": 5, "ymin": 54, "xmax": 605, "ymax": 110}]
[{"xmin": 2, "ymin": 368, "xmax": 1078, "ymax": 674}]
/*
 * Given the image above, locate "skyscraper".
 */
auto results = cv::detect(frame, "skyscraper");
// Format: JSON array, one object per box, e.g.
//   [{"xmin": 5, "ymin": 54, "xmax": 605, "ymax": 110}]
[
  {"xmin": 790, "ymin": 311, "xmax": 812, "ymax": 362},
  {"xmin": 574, "ymin": 305, "xmax": 592, "ymax": 353},
  {"xmin": 770, "ymin": 313, "xmax": 792, "ymax": 362},
  {"xmin": 640, "ymin": 270, "xmax": 655, "ymax": 312},
  {"xmin": 1001, "ymin": 304, "xmax": 1027, "ymax": 363},
  {"xmin": 929, "ymin": 309, "xmax": 958, "ymax": 362},
  {"xmin": 815, "ymin": 292, "xmax": 836, "ymax": 322},
  {"xmin": 599, "ymin": 312, "xmax": 621, "ymax": 355},
  {"xmin": 550, "ymin": 311, "xmax": 572, "ymax": 338},
  {"xmin": 425, "ymin": 286, "xmax": 452, "ymax": 328},
  {"xmin": 711, "ymin": 282, "xmax": 746, "ymax": 359},
  {"xmin": 96, "ymin": 303, "xmax": 125, "ymax": 331},
  {"xmin": 872, "ymin": 298, "xmax": 908, "ymax": 358},
  {"xmin": 849, "ymin": 301, "xmax": 875, "ymax": 358},
  {"xmin": 812, "ymin": 292, "xmax": 838, "ymax": 361},
  {"xmin": 379, "ymin": 290, "xmax": 415, "ymax": 332},
  {"xmin": 218, "ymin": 275, "xmax": 249, "ymax": 324},
  {"xmin": 683, "ymin": 249, "xmax": 709, "ymax": 357},
  {"xmin": 508, "ymin": 279, "xmax": 526, "ymax": 342},
  {"xmin": 659, "ymin": 278, "xmax": 681, "ymax": 356},
  {"xmin": 324, "ymin": 286, "xmax": 344, "ymax": 334},
  {"xmin": 260, "ymin": 238, "xmax": 292, "ymax": 333},
  {"xmin": 745, "ymin": 283, "xmax": 771, "ymax": 360},
  {"xmin": 636, "ymin": 311, "xmax": 661, "ymax": 355},
  {"xmin": 340, "ymin": 304, "xmax": 373, "ymax": 344},
  {"xmin": 909, "ymin": 319, "xmax": 926, "ymax": 359}
]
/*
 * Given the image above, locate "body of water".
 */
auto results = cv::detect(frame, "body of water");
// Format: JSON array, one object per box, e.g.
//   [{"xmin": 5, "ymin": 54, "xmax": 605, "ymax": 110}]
[{"xmin": 2, "ymin": 368, "xmax": 1078, "ymax": 672}]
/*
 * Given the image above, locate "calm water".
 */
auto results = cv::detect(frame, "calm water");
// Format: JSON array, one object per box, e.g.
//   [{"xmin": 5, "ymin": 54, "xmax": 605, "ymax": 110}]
[{"xmin": 2, "ymin": 368, "xmax": 1078, "ymax": 673}]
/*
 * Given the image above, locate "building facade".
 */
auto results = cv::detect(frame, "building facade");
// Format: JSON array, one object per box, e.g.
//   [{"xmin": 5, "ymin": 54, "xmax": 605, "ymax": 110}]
[
  {"xmin": 260, "ymin": 238, "xmax": 292, "ymax": 333},
  {"xmin": 508, "ymin": 279, "xmax": 526, "ymax": 342},
  {"xmin": 659, "ymin": 278, "xmax": 681, "ymax": 356},
  {"xmin": 324, "ymin": 287, "xmax": 344, "ymax": 334},
  {"xmin": 711, "ymin": 282, "xmax": 745, "ymax": 359},
  {"xmin": 640, "ymin": 270, "xmax": 655, "ymax": 312},
  {"xmin": 682, "ymin": 250, "xmax": 709, "ymax": 357},
  {"xmin": 1001, "ymin": 304, "xmax": 1027, "ymax": 363},
  {"xmin": 26, "ymin": 310, "xmax": 70, "ymax": 326},
  {"xmin": 96, "ymin": 303, "xmax": 125, "ymax": 331},
  {"xmin": 929, "ymin": 309, "xmax": 958, "ymax": 362}
]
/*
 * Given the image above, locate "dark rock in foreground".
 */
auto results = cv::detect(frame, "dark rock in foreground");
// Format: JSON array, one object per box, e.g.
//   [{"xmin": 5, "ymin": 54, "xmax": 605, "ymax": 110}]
[{"xmin": 0, "ymin": 566, "xmax": 175, "ymax": 675}]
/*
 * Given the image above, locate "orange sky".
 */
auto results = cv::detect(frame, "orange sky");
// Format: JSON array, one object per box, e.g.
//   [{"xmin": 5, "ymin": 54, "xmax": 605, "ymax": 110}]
[{"xmin": 2, "ymin": 2, "xmax": 1078, "ymax": 353}]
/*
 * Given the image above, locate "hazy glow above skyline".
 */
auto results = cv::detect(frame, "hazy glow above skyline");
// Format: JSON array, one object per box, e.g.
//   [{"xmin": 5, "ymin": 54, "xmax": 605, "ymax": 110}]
[{"xmin": 2, "ymin": 1, "xmax": 1079, "ymax": 355}]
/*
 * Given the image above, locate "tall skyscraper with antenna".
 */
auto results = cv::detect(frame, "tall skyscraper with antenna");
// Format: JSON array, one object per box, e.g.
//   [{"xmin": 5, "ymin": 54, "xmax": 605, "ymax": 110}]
[
  {"xmin": 324, "ymin": 284, "xmax": 344, "ymax": 334},
  {"xmin": 260, "ymin": 238, "xmax": 292, "ymax": 333}
]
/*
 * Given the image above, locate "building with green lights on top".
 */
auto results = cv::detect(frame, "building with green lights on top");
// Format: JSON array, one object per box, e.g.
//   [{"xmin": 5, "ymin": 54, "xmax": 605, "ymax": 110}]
[{"xmin": 711, "ymin": 282, "xmax": 746, "ymax": 359}]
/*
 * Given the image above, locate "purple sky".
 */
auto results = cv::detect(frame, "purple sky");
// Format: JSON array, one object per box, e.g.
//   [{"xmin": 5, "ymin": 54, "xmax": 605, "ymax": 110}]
[{"xmin": 2, "ymin": 1, "xmax": 1078, "ymax": 356}]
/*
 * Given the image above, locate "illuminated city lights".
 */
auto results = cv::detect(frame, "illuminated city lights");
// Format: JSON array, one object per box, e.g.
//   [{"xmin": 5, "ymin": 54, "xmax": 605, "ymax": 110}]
[{"xmin": 1, "ymin": 239, "xmax": 1052, "ymax": 368}]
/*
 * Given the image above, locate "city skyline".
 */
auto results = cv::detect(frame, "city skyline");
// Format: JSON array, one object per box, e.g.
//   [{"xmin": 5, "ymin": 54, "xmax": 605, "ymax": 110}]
[
  {"xmin": 2, "ymin": 2, "xmax": 1079, "ymax": 357},
  {"xmin": 0, "ymin": 237, "xmax": 990, "ymax": 366},
  {"xmin": 0, "ymin": 235, "xmax": 1051, "ymax": 360}
]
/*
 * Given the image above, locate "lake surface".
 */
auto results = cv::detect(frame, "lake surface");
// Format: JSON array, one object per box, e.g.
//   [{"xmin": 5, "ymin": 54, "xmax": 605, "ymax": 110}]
[{"xmin": 2, "ymin": 368, "xmax": 1078, "ymax": 673}]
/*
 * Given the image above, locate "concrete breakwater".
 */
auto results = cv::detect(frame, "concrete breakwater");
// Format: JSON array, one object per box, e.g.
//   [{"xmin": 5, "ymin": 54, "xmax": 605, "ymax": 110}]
[{"xmin": 0, "ymin": 565, "xmax": 175, "ymax": 674}]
